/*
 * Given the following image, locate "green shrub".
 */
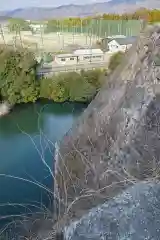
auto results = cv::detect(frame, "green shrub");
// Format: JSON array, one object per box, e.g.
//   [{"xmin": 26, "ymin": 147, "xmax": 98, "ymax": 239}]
[
  {"xmin": 108, "ymin": 51, "xmax": 125, "ymax": 72},
  {"xmin": 0, "ymin": 46, "xmax": 39, "ymax": 104},
  {"xmin": 0, "ymin": 46, "xmax": 104, "ymax": 104}
]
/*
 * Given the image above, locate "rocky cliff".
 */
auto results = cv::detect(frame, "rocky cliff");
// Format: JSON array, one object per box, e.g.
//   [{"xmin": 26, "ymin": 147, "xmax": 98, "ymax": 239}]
[
  {"xmin": 64, "ymin": 181, "xmax": 160, "ymax": 240},
  {"xmin": 54, "ymin": 24, "xmax": 160, "ymax": 233}
]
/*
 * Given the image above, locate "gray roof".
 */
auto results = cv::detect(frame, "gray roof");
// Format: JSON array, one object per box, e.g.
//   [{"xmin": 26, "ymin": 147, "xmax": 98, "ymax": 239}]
[
  {"xmin": 74, "ymin": 48, "xmax": 103, "ymax": 55},
  {"xmin": 56, "ymin": 53, "xmax": 76, "ymax": 58},
  {"xmin": 109, "ymin": 36, "xmax": 137, "ymax": 45}
]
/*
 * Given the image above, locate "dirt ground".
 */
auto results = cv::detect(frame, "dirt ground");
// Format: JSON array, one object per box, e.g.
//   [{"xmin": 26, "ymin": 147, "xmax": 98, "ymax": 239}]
[{"xmin": 0, "ymin": 31, "xmax": 99, "ymax": 53}]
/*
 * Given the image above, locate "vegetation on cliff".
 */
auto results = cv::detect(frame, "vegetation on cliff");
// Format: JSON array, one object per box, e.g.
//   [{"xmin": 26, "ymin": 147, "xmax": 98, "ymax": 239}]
[
  {"xmin": 40, "ymin": 70, "xmax": 103, "ymax": 103},
  {"xmin": 0, "ymin": 46, "xmax": 106, "ymax": 105},
  {"xmin": 108, "ymin": 51, "xmax": 125, "ymax": 72}
]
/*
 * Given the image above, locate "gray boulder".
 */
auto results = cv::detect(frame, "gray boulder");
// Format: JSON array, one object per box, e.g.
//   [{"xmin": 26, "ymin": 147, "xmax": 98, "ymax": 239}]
[{"xmin": 64, "ymin": 182, "xmax": 160, "ymax": 240}]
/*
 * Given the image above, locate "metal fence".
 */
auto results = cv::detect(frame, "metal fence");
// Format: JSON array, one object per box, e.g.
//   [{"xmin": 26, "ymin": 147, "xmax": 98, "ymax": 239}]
[
  {"xmin": 46, "ymin": 20, "xmax": 143, "ymax": 38},
  {"xmin": 0, "ymin": 20, "xmax": 143, "ymax": 58}
]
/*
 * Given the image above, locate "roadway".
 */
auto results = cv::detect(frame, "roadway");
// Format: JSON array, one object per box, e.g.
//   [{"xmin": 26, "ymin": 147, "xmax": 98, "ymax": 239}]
[{"xmin": 37, "ymin": 61, "xmax": 108, "ymax": 76}]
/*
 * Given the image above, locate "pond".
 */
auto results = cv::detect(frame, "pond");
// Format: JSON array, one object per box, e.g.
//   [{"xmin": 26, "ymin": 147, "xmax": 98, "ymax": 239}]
[{"xmin": 0, "ymin": 101, "xmax": 86, "ymax": 228}]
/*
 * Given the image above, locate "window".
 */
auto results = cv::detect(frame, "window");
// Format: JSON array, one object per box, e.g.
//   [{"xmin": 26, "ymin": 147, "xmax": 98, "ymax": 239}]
[
  {"xmin": 70, "ymin": 57, "xmax": 75, "ymax": 60},
  {"xmin": 91, "ymin": 55, "xmax": 102, "ymax": 58},
  {"xmin": 61, "ymin": 58, "xmax": 66, "ymax": 61},
  {"xmin": 111, "ymin": 45, "xmax": 118, "ymax": 48},
  {"xmin": 84, "ymin": 56, "xmax": 90, "ymax": 59}
]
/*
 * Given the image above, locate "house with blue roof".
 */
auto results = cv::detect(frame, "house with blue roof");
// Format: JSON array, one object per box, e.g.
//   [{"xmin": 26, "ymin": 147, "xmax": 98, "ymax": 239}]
[
  {"xmin": 101, "ymin": 36, "xmax": 137, "ymax": 53},
  {"xmin": 107, "ymin": 36, "xmax": 137, "ymax": 53}
]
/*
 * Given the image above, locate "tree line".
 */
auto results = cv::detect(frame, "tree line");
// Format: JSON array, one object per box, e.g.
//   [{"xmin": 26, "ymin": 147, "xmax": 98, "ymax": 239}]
[
  {"xmin": 6, "ymin": 8, "xmax": 160, "ymax": 33},
  {"xmin": 43, "ymin": 9, "xmax": 160, "ymax": 33},
  {"xmin": 0, "ymin": 46, "xmax": 124, "ymax": 105},
  {"xmin": 46, "ymin": 8, "xmax": 158, "ymax": 28},
  {"xmin": 7, "ymin": 18, "xmax": 32, "ymax": 32},
  {"xmin": 0, "ymin": 46, "xmax": 109, "ymax": 105}
]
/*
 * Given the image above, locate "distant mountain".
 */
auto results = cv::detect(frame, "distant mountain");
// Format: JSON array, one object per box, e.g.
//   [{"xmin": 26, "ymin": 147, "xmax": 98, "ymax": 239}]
[{"xmin": 0, "ymin": 0, "xmax": 160, "ymax": 20}]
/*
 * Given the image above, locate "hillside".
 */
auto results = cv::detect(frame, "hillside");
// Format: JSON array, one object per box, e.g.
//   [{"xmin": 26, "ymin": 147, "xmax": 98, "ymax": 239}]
[
  {"xmin": 53, "ymin": 23, "xmax": 160, "ymax": 232},
  {"xmin": 1, "ymin": 0, "xmax": 160, "ymax": 20}
]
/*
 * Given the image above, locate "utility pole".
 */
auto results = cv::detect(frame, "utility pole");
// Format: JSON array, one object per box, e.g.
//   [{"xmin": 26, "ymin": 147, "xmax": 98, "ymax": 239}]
[
  {"xmin": 0, "ymin": 24, "xmax": 6, "ymax": 46},
  {"xmin": 62, "ymin": 22, "xmax": 65, "ymax": 50},
  {"xmin": 99, "ymin": 18, "xmax": 102, "ymax": 40},
  {"xmin": 13, "ymin": 36, "xmax": 17, "ymax": 50},
  {"xmin": 85, "ymin": 34, "xmax": 87, "ymax": 45},
  {"xmin": 18, "ymin": 24, "xmax": 23, "ymax": 48},
  {"xmin": 118, "ymin": 22, "xmax": 120, "ymax": 35},
  {"xmin": 57, "ymin": 20, "xmax": 61, "ymax": 47},
  {"xmin": 89, "ymin": 28, "xmax": 92, "ymax": 48},
  {"xmin": 40, "ymin": 23, "xmax": 44, "ymax": 58},
  {"xmin": 81, "ymin": 19, "xmax": 83, "ymax": 35},
  {"xmin": 72, "ymin": 23, "xmax": 75, "ymax": 44},
  {"xmin": 62, "ymin": 33, "xmax": 64, "ymax": 50}
]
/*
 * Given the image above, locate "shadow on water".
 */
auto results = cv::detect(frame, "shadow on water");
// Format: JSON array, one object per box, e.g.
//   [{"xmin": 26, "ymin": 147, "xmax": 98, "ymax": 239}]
[{"xmin": 0, "ymin": 101, "xmax": 86, "ymax": 231}]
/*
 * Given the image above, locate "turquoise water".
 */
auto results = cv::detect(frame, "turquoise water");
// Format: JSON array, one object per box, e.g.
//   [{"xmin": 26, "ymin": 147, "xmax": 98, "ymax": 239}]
[{"xmin": 0, "ymin": 101, "xmax": 86, "ymax": 225}]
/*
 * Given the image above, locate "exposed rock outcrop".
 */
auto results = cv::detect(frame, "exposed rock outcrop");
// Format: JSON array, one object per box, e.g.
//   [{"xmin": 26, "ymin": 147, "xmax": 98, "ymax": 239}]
[
  {"xmin": 0, "ymin": 101, "xmax": 11, "ymax": 116},
  {"xmin": 55, "ymin": 24, "xmax": 160, "ymax": 227},
  {"xmin": 64, "ymin": 181, "xmax": 160, "ymax": 240}
]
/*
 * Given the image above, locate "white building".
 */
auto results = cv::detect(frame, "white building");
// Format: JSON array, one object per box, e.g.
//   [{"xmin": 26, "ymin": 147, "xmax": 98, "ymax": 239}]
[
  {"xmin": 74, "ymin": 48, "xmax": 104, "ymax": 62},
  {"xmin": 54, "ymin": 48, "xmax": 104, "ymax": 65},
  {"xmin": 73, "ymin": 48, "xmax": 103, "ymax": 55},
  {"xmin": 107, "ymin": 35, "xmax": 126, "ymax": 39},
  {"xmin": 108, "ymin": 37, "xmax": 137, "ymax": 53},
  {"xmin": 29, "ymin": 23, "xmax": 47, "ymax": 32},
  {"xmin": 55, "ymin": 53, "xmax": 78, "ymax": 65}
]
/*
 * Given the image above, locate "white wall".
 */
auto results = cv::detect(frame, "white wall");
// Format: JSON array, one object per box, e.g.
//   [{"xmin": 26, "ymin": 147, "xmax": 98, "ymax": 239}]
[
  {"xmin": 54, "ymin": 56, "xmax": 77, "ymax": 65},
  {"xmin": 54, "ymin": 52, "xmax": 105, "ymax": 66},
  {"xmin": 108, "ymin": 40, "xmax": 133, "ymax": 53},
  {"xmin": 77, "ymin": 54, "xmax": 104, "ymax": 63},
  {"xmin": 126, "ymin": 44, "xmax": 132, "ymax": 49},
  {"xmin": 108, "ymin": 40, "xmax": 126, "ymax": 53}
]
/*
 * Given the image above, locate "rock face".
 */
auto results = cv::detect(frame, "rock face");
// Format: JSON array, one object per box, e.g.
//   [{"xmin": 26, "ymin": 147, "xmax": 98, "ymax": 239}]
[
  {"xmin": 0, "ymin": 101, "xmax": 11, "ymax": 116},
  {"xmin": 55, "ymin": 24, "xmax": 160, "ymax": 225},
  {"xmin": 64, "ymin": 182, "xmax": 160, "ymax": 240}
]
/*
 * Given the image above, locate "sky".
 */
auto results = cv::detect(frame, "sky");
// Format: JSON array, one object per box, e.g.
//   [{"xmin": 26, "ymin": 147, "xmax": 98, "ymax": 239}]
[{"xmin": 0, "ymin": 0, "xmax": 106, "ymax": 11}]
